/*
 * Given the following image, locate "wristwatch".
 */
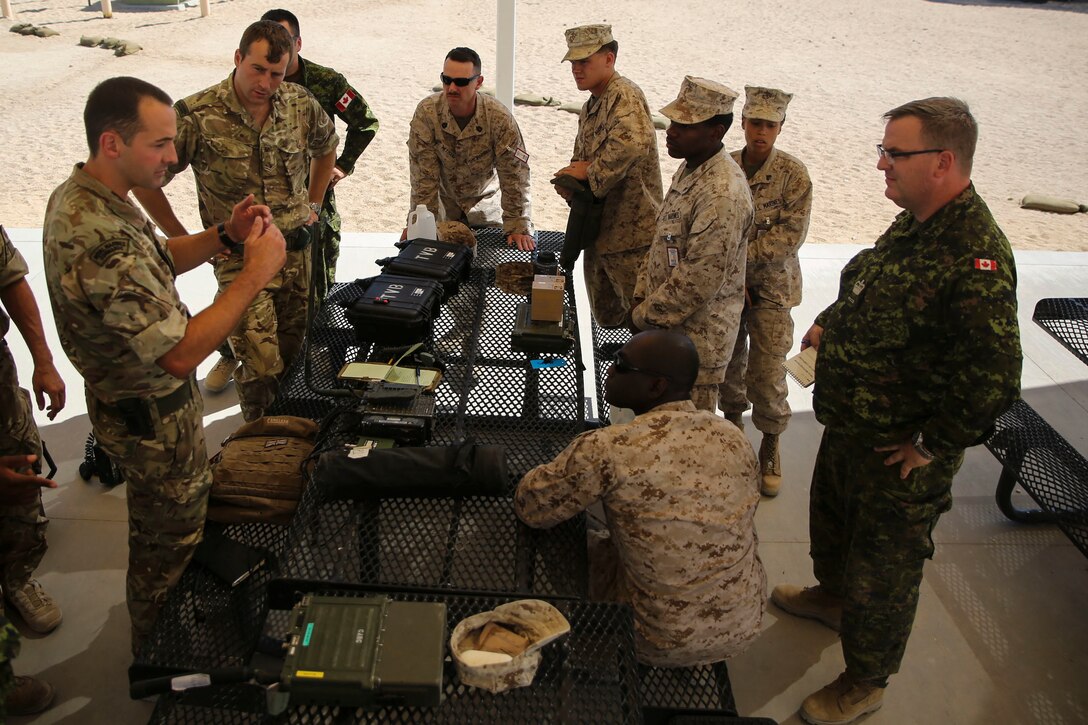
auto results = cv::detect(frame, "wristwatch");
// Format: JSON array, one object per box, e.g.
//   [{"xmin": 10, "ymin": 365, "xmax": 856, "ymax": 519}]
[
  {"xmin": 911, "ymin": 431, "xmax": 936, "ymax": 461},
  {"xmin": 216, "ymin": 222, "xmax": 243, "ymax": 254},
  {"xmin": 308, "ymin": 202, "xmax": 322, "ymax": 217}
]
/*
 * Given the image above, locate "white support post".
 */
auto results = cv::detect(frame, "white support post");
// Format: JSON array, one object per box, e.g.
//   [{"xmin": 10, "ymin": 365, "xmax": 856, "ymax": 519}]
[
  {"xmin": 102, "ymin": 0, "xmax": 113, "ymax": 19},
  {"xmin": 1, "ymin": 0, "xmax": 13, "ymax": 21},
  {"xmin": 495, "ymin": 0, "xmax": 516, "ymax": 111},
  {"xmin": 200, "ymin": 0, "xmax": 209, "ymax": 17}
]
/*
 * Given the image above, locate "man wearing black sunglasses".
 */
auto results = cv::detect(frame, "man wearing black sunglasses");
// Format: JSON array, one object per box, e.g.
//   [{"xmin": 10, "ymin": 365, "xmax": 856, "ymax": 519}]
[
  {"xmin": 407, "ymin": 47, "xmax": 534, "ymax": 251},
  {"xmin": 515, "ymin": 330, "xmax": 765, "ymax": 667}
]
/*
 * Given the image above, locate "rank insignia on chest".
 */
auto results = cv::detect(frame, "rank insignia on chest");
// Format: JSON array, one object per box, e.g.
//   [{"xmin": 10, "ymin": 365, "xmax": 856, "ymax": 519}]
[
  {"xmin": 336, "ymin": 89, "xmax": 357, "ymax": 112},
  {"xmin": 974, "ymin": 258, "xmax": 997, "ymax": 271}
]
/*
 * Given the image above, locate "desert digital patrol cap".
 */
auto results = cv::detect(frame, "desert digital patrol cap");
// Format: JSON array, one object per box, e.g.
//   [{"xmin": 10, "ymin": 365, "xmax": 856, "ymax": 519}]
[
  {"xmin": 562, "ymin": 24, "xmax": 613, "ymax": 62},
  {"xmin": 660, "ymin": 76, "xmax": 739, "ymax": 124}
]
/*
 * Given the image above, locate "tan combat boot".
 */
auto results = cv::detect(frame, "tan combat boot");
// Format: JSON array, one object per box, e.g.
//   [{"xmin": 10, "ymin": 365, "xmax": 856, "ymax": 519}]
[
  {"xmin": 800, "ymin": 672, "xmax": 884, "ymax": 725},
  {"xmin": 770, "ymin": 583, "xmax": 843, "ymax": 631},
  {"xmin": 204, "ymin": 355, "xmax": 239, "ymax": 393},
  {"xmin": 6, "ymin": 579, "xmax": 62, "ymax": 634},
  {"xmin": 5, "ymin": 675, "xmax": 56, "ymax": 716},
  {"xmin": 759, "ymin": 433, "xmax": 782, "ymax": 496}
]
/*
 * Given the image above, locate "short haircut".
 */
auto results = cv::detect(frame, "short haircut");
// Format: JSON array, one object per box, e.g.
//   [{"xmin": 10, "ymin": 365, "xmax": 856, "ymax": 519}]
[
  {"xmin": 704, "ymin": 112, "xmax": 734, "ymax": 136},
  {"xmin": 84, "ymin": 76, "xmax": 172, "ymax": 156},
  {"xmin": 598, "ymin": 39, "xmax": 619, "ymax": 58},
  {"xmin": 884, "ymin": 97, "xmax": 977, "ymax": 175},
  {"xmin": 238, "ymin": 19, "xmax": 293, "ymax": 63},
  {"xmin": 260, "ymin": 8, "xmax": 300, "ymax": 37},
  {"xmin": 445, "ymin": 47, "xmax": 482, "ymax": 74}
]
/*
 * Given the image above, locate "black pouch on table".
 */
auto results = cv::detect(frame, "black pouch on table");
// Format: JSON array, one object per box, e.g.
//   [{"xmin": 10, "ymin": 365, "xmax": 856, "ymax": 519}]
[
  {"xmin": 376, "ymin": 239, "xmax": 473, "ymax": 298},
  {"xmin": 193, "ymin": 522, "xmax": 275, "ymax": 587},
  {"xmin": 314, "ymin": 442, "xmax": 508, "ymax": 500},
  {"xmin": 341, "ymin": 274, "xmax": 444, "ymax": 346}
]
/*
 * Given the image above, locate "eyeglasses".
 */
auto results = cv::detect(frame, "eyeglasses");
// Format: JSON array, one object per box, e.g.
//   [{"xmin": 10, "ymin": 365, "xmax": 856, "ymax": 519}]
[
  {"xmin": 440, "ymin": 73, "xmax": 479, "ymax": 87},
  {"xmin": 876, "ymin": 144, "xmax": 945, "ymax": 163},
  {"xmin": 610, "ymin": 353, "xmax": 670, "ymax": 380}
]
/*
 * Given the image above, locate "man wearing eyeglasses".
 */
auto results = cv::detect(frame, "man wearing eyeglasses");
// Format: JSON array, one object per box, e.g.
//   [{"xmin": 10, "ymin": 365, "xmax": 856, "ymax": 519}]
[
  {"xmin": 406, "ymin": 47, "xmax": 534, "ymax": 251},
  {"xmin": 555, "ymin": 24, "xmax": 662, "ymax": 328},
  {"xmin": 515, "ymin": 330, "xmax": 765, "ymax": 667},
  {"xmin": 630, "ymin": 77, "xmax": 753, "ymax": 414},
  {"xmin": 718, "ymin": 86, "xmax": 812, "ymax": 498},
  {"xmin": 772, "ymin": 98, "xmax": 1021, "ymax": 725}
]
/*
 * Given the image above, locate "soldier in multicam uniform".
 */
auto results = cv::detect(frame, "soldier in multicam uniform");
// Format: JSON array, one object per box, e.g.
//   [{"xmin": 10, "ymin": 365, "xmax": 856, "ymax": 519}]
[
  {"xmin": 631, "ymin": 77, "xmax": 754, "ymax": 412},
  {"xmin": 0, "ymin": 225, "xmax": 65, "ymax": 637},
  {"xmin": 555, "ymin": 24, "xmax": 662, "ymax": 327},
  {"xmin": 515, "ymin": 330, "xmax": 765, "ymax": 666},
  {"xmin": 719, "ymin": 86, "xmax": 813, "ymax": 497},
  {"xmin": 406, "ymin": 47, "xmax": 534, "ymax": 251},
  {"xmin": 43, "ymin": 76, "xmax": 287, "ymax": 653},
  {"xmin": 262, "ymin": 8, "xmax": 380, "ymax": 292},
  {"xmin": 133, "ymin": 20, "xmax": 338, "ymax": 421},
  {"xmin": 0, "ymin": 389, "xmax": 60, "ymax": 716},
  {"xmin": 772, "ymin": 98, "xmax": 1022, "ymax": 725}
]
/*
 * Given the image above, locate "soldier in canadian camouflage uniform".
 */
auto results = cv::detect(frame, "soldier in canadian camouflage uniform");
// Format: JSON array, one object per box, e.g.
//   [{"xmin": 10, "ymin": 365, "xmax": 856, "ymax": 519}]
[
  {"xmin": 516, "ymin": 330, "xmax": 765, "ymax": 666},
  {"xmin": 44, "ymin": 76, "xmax": 287, "ymax": 652},
  {"xmin": 719, "ymin": 86, "xmax": 813, "ymax": 497},
  {"xmin": 0, "ymin": 460, "xmax": 58, "ymax": 716},
  {"xmin": 555, "ymin": 24, "xmax": 663, "ymax": 327},
  {"xmin": 772, "ymin": 98, "xmax": 1022, "ymax": 725},
  {"xmin": 407, "ymin": 47, "xmax": 534, "ymax": 251},
  {"xmin": 133, "ymin": 20, "xmax": 338, "ymax": 421},
  {"xmin": 0, "ymin": 225, "xmax": 65, "ymax": 636},
  {"xmin": 262, "ymin": 9, "xmax": 380, "ymax": 293},
  {"xmin": 631, "ymin": 77, "xmax": 753, "ymax": 412}
]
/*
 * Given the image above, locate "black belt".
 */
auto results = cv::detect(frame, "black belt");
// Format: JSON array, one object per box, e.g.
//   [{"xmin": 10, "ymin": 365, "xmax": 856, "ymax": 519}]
[{"xmin": 96, "ymin": 378, "xmax": 194, "ymax": 437}]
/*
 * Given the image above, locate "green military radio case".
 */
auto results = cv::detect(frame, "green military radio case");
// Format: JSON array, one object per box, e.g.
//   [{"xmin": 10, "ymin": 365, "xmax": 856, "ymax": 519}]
[
  {"xmin": 281, "ymin": 594, "xmax": 447, "ymax": 708},
  {"xmin": 511, "ymin": 301, "xmax": 575, "ymax": 354}
]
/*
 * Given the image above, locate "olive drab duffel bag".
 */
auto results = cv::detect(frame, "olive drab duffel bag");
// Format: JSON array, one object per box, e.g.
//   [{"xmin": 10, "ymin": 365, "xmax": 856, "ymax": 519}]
[{"xmin": 208, "ymin": 415, "xmax": 320, "ymax": 525}]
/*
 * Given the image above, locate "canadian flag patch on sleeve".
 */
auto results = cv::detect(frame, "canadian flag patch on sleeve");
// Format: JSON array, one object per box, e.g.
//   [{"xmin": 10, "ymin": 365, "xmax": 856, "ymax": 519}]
[
  {"xmin": 335, "ymin": 89, "xmax": 357, "ymax": 112},
  {"xmin": 974, "ymin": 258, "xmax": 998, "ymax": 271}
]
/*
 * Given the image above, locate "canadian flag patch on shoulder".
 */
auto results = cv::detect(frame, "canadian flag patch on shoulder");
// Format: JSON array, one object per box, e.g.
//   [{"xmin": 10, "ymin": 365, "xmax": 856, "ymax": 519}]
[
  {"xmin": 974, "ymin": 258, "xmax": 998, "ymax": 271},
  {"xmin": 335, "ymin": 89, "xmax": 357, "ymax": 112}
]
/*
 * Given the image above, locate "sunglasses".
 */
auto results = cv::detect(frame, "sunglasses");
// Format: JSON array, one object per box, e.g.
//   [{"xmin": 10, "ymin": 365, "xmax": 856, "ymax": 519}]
[
  {"xmin": 440, "ymin": 73, "xmax": 480, "ymax": 88},
  {"xmin": 610, "ymin": 353, "xmax": 671, "ymax": 380}
]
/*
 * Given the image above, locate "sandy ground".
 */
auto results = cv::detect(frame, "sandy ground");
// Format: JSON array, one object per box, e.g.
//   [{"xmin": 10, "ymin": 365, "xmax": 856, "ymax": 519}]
[{"xmin": 1, "ymin": 0, "xmax": 1087, "ymax": 249}]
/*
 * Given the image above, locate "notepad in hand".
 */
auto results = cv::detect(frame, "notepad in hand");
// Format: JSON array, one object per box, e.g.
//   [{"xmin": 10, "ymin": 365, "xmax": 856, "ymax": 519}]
[{"xmin": 782, "ymin": 346, "xmax": 818, "ymax": 388}]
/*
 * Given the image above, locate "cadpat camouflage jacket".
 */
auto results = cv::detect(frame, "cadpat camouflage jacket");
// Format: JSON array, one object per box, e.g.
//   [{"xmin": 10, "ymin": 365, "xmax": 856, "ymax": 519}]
[
  {"xmin": 292, "ymin": 56, "xmax": 379, "ymax": 175},
  {"xmin": 813, "ymin": 184, "xmax": 1022, "ymax": 456}
]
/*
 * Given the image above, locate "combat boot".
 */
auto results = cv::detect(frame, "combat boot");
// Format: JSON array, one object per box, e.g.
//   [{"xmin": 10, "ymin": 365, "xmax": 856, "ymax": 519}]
[
  {"xmin": 5, "ymin": 675, "xmax": 56, "ymax": 716},
  {"xmin": 800, "ymin": 672, "xmax": 883, "ymax": 725},
  {"xmin": 205, "ymin": 355, "xmax": 239, "ymax": 393},
  {"xmin": 6, "ymin": 579, "xmax": 62, "ymax": 633},
  {"xmin": 770, "ymin": 583, "xmax": 842, "ymax": 631},
  {"xmin": 759, "ymin": 433, "xmax": 782, "ymax": 496}
]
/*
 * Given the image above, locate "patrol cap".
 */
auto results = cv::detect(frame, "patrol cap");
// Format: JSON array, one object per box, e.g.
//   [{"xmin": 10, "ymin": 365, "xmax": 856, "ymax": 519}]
[
  {"xmin": 742, "ymin": 86, "xmax": 793, "ymax": 123},
  {"xmin": 450, "ymin": 599, "xmax": 571, "ymax": 694},
  {"xmin": 660, "ymin": 76, "xmax": 739, "ymax": 125},
  {"xmin": 562, "ymin": 24, "xmax": 613, "ymax": 62}
]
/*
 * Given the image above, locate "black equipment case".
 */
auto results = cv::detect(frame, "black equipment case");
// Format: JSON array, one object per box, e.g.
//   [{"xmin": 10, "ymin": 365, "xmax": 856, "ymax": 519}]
[
  {"xmin": 342, "ymin": 274, "xmax": 444, "ymax": 346},
  {"xmin": 377, "ymin": 239, "xmax": 472, "ymax": 298}
]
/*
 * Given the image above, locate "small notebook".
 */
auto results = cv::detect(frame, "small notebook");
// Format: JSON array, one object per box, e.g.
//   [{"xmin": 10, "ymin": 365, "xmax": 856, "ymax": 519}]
[{"xmin": 782, "ymin": 346, "xmax": 818, "ymax": 388}]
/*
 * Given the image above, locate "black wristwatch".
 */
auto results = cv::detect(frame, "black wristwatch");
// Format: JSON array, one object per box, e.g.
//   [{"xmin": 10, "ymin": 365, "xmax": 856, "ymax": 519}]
[
  {"xmin": 216, "ymin": 222, "xmax": 243, "ymax": 254},
  {"xmin": 911, "ymin": 431, "xmax": 936, "ymax": 461}
]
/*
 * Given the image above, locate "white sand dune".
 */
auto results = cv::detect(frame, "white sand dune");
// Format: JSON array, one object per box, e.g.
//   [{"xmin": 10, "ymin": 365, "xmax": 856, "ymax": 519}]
[{"xmin": 2, "ymin": 0, "xmax": 1086, "ymax": 249}]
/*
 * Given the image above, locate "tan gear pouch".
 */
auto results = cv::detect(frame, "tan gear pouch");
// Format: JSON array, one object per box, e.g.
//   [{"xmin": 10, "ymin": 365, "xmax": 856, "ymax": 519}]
[{"xmin": 208, "ymin": 415, "xmax": 320, "ymax": 525}]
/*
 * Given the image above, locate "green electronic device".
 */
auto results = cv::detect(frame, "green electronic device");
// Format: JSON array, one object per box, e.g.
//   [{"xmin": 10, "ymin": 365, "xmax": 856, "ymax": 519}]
[
  {"xmin": 511, "ymin": 301, "xmax": 575, "ymax": 354},
  {"xmin": 281, "ymin": 594, "xmax": 447, "ymax": 708}
]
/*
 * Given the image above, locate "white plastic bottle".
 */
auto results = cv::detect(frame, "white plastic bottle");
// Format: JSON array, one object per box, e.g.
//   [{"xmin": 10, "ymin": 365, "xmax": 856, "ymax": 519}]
[{"xmin": 407, "ymin": 204, "xmax": 438, "ymax": 241}]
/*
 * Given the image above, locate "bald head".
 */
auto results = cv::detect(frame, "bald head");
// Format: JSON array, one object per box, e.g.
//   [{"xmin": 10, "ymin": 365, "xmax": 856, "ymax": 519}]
[{"xmin": 605, "ymin": 330, "xmax": 700, "ymax": 414}]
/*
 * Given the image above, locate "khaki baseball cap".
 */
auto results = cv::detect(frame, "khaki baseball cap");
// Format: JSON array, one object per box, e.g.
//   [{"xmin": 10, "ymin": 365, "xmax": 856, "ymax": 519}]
[
  {"xmin": 742, "ymin": 86, "xmax": 793, "ymax": 123},
  {"xmin": 562, "ymin": 24, "xmax": 613, "ymax": 62},
  {"xmin": 660, "ymin": 76, "xmax": 739, "ymax": 125}
]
